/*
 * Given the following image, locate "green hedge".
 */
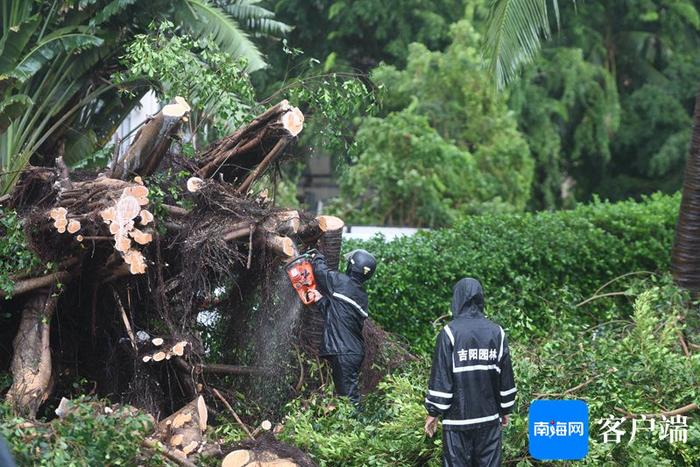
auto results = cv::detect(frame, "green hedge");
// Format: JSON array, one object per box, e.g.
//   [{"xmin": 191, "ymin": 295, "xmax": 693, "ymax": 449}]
[{"xmin": 352, "ymin": 193, "xmax": 679, "ymax": 353}]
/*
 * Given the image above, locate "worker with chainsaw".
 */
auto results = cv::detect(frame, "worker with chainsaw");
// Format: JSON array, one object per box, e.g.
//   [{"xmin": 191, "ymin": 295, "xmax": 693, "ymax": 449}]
[
  {"xmin": 305, "ymin": 249, "xmax": 376, "ymax": 405},
  {"xmin": 424, "ymin": 278, "xmax": 516, "ymax": 467}
]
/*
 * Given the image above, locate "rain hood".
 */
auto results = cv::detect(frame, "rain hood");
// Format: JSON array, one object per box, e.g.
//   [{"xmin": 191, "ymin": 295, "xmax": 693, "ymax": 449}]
[{"xmin": 450, "ymin": 277, "xmax": 484, "ymax": 317}]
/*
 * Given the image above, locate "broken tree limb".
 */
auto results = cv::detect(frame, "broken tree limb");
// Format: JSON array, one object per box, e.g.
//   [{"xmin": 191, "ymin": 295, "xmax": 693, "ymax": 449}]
[
  {"xmin": 113, "ymin": 288, "xmax": 137, "ymax": 353},
  {"xmin": 55, "ymin": 156, "xmax": 72, "ymax": 190},
  {"xmin": 614, "ymin": 403, "xmax": 698, "ymax": 419},
  {"xmin": 212, "ymin": 388, "xmax": 255, "ymax": 440},
  {"xmin": 6, "ymin": 293, "xmax": 59, "ymax": 418},
  {"xmin": 1, "ymin": 271, "xmax": 72, "ymax": 298},
  {"xmin": 162, "ymin": 204, "xmax": 189, "ymax": 217},
  {"xmin": 142, "ymin": 439, "xmax": 198, "ymax": 467},
  {"xmin": 111, "ymin": 98, "xmax": 190, "ymax": 179},
  {"xmin": 195, "ymin": 101, "xmax": 303, "ymax": 183},
  {"xmin": 223, "ymin": 222, "xmax": 254, "ymax": 242},
  {"xmin": 236, "ymin": 137, "xmax": 291, "ymax": 195}
]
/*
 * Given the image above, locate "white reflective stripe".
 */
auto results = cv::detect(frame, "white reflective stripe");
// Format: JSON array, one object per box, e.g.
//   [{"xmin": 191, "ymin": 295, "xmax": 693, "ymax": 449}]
[
  {"xmin": 425, "ymin": 399, "xmax": 451, "ymax": 410},
  {"xmin": 453, "ymin": 364, "xmax": 501, "ymax": 374},
  {"xmin": 443, "ymin": 414, "xmax": 500, "ymax": 426},
  {"xmin": 443, "ymin": 325, "xmax": 455, "ymax": 345},
  {"xmin": 500, "ymin": 400, "xmax": 515, "ymax": 408},
  {"xmin": 498, "ymin": 326, "xmax": 505, "ymax": 361},
  {"xmin": 500, "ymin": 387, "xmax": 517, "ymax": 396},
  {"xmin": 332, "ymin": 292, "xmax": 368, "ymax": 317},
  {"xmin": 429, "ymin": 390, "xmax": 453, "ymax": 399}
]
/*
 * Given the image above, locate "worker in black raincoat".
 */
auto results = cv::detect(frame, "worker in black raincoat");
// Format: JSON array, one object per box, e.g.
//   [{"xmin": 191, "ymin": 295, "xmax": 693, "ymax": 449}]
[
  {"xmin": 308, "ymin": 249, "xmax": 376, "ymax": 405},
  {"xmin": 424, "ymin": 278, "xmax": 517, "ymax": 467}
]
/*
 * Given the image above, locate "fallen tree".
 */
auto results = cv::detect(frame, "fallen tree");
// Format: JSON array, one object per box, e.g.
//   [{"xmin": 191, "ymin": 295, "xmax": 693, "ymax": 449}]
[{"xmin": 0, "ymin": 98, "xmax": 412, "ymax": 463}]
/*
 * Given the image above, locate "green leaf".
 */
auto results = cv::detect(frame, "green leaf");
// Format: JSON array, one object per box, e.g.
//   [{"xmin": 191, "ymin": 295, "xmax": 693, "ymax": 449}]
[
  {"xmin": 0, "ymin": 93, "xmax": 31, "ymax": 134},
  {"xmin": 0, "ymin": 15, "xmax": 40, "ymax": 74},
  {"xmin": 13, "ymin": 32, "xmax": 104, "ymax": 81},
  {"xmin": 89, "ymin": 0, "xmax": 140, "ymax": 27}
]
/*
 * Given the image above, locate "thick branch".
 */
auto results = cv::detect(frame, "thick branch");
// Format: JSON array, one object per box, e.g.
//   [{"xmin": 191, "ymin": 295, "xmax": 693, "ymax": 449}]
[
  {"xmin": 111, "ymin": 98, "xmax": 190, "ymax": 179},
  {"xmin": 236, "ymin": 137, "xmax": 290, "ymax": 195},
  {"xmin": 1, "ymin": 271, "xmax": 72, "ymax": 297}
]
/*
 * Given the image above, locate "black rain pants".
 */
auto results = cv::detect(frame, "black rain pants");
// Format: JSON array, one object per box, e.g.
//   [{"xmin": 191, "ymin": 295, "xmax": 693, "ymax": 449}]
[
  {"xmin": 442, "ymin": 423, "xmax": 502, "ymax": 467},
  {"xmin": 326, "ymin": 353, "xmax": 363, "ymax": 405}
]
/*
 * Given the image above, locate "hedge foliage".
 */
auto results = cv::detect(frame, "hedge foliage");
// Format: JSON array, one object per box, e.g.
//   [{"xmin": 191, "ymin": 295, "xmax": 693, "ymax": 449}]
[{"xmin": 352, "ymin": 193, "xmax": 680, "ymax": 353}]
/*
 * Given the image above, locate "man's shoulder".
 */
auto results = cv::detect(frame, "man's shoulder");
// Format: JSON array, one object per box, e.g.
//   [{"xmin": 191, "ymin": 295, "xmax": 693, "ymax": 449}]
[{"xmin": 446, "ymin": 315, "xmax": 503, "ymax": 336}]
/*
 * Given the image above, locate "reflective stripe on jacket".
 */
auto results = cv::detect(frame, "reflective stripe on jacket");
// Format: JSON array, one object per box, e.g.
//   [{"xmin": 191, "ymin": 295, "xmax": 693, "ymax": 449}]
[{"xmin": 425, "ymin": 278, "xmax": 517, "ymax": 430}]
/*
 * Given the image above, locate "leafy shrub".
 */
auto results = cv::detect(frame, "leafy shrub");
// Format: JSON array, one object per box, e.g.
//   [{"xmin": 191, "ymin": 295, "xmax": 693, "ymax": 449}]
[
  {"xmin": 351, "ymin": 193, "xmax": 679, "ymax": 353},
  {"xmin": 0, "ymin": 208, "xmax": 40, "ymax": 297},
  {"xmin": 0, "ymin": 397, "xmax": 158, "ymax": 466},
  {"xmin": 334, "ymin": 19, "xmax": 533, "ymax": 227}
]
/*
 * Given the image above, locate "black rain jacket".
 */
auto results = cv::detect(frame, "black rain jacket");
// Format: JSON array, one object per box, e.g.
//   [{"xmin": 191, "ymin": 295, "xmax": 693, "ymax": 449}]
[
  {"xmin": 311, "ymin": 253, "xmax": 368, "ymax": 356},
  {"xmin": 425, "ymin": 278, "xmax": 517, "ymax": 430}
]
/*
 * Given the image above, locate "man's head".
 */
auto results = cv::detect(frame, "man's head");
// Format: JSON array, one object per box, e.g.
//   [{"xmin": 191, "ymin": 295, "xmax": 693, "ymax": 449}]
[
  {"xmin": 451, "ymin": 277, "xmax": 484, "ymax": 317},
  {"xmin": 344, "ymin": 249, "xmax": 376, "ymax": 283}
]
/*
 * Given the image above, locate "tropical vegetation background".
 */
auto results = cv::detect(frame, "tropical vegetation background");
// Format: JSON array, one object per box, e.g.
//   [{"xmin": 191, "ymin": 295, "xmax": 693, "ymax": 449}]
[{"xmin": 1, "ymin": 0, "xmax": 699, "ymax": 465}]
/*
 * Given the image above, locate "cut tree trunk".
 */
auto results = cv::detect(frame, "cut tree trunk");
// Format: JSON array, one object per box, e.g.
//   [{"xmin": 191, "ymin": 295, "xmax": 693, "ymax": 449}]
[
  {"xmin": 6, "ymin": 292, "xmax": 59, "ymax": 418},
  {"xmin": 110, "ymin": 97, "xmax": 191, "ymax": 179},
  {"xmin": 196, "ymin": 100, "xmax": 303, "ymax": 184},
  {"xmin": 264, "ymin": 234, "xmax": 298, "ymax": 258},
  {"xmin": 157, "ymin": 395, "xmax": 208, "ymax": 458},
  {"xmin": 301, "ymin": 217, "xmax": 345, "ymax": 354}
]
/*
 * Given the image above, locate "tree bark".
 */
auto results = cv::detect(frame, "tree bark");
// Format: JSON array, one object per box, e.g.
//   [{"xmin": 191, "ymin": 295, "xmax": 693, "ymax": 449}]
[
  {"xmin": 672, "ymin": 87, "xmax": 700, "ymax": 292},
  {"xmin": 6, "ymin": 292, "xmax": 59, "ymax": 418},
  {"xmin": 111, "ymin": 98, "xmax": 190, "ymax": 179}
]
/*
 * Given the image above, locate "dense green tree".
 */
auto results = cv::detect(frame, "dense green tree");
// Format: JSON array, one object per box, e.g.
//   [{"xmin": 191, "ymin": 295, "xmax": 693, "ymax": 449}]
[
  {"xmin": 335, "ymin": 20, "xmax": 533, "ymax": 226},
  {"xmin": 485, "ymin": 0, "xmax": 700, "ymax": 202},
  {"xmin": 263, "ymin": 0, "xmax": 468, "ymax": 76},
  {"xmin": 509, "ymin": 48, "xmax": 620, "ymax": 208},
  {"xmin": 556, "ymin": 1, "xmax": 700, "ymax": 199}
]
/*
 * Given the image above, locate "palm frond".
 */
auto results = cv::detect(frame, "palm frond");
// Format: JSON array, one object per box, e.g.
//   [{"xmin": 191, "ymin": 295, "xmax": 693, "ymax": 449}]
[
  {"xmin": 13, "ymin": 31, "xmax": 103, "ymax": 81},
  {"xmin": 483, "ymin": 0, "xmax": 559, "ymax": 89},
  {"xmin": 223, "ymin": 0, "xmax": 292, "ymax": 35},
  {"xmin": 178, "ymin": 0, "xmax": 266, "ymax": 71},
  {"xmin": 89, "ymin": 0, "xmax": 140, "ymax": 27}
]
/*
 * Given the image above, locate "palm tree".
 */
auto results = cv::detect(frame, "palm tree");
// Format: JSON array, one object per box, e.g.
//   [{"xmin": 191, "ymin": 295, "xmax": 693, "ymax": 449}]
[
  {"xmin": 482, "ymin": 0, "xmax": 700, "ymax": 292},
  {"xmin": 0, "ymin": 0, "xmax": 289, "ymax": 194}
]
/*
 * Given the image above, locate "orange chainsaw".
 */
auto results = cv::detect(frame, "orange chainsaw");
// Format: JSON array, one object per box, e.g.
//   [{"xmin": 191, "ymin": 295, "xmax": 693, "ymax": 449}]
[{"xmin": 286, "ymin": 251, "xmax": 318, "ymax": 305}]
